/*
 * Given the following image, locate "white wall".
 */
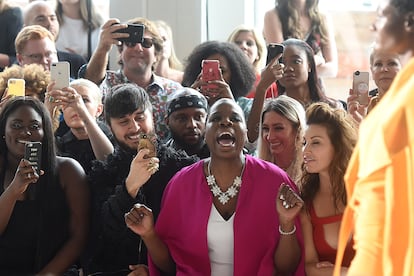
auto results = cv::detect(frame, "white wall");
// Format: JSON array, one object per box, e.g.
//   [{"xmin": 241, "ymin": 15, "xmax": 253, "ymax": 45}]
[{"xmin": 108, "ymin": 0, "xmax": 254, "ymax": 69}]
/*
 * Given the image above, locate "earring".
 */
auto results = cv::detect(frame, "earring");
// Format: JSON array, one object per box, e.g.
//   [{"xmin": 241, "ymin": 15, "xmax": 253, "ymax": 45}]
[{"xmin": 2, "ymin": 136, "xmax": 4, "ymax": 139}]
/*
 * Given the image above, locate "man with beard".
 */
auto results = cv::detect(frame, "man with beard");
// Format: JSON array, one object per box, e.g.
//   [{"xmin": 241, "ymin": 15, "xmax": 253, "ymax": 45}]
[
  {"xmin": 80, "ymin": 17, "xmax": 182, "ymax": 141},
  {"xmin": 165, "ymin": 87, "xmax": 210, "ymax": 159},
  {"xmin": 84, "ymin": 83, "xmax": 197, "ymax": 275}
]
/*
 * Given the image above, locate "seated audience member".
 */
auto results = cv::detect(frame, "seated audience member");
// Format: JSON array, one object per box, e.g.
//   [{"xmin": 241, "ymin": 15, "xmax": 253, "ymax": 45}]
[
  {"xmin": 15, "ymin": 25, "xmax": 58, "ymax": 71},
  {"xmin": 277, "ymin": 38, "xmax": 341, "ymax": 109},
  {"xmin": 347, "ymin": 46, "xmax": 402, "ymax": 124},
  {"xmin": 182, "ymin": 41, "xmax": 256, "ymax": 120},
  {"xmin": 0, "ymin": 63, "xmax": 50, "ymax": 101},
  {"xmin": 0, "ymin": 97, "xmax": 89, "ymax": 275},
  {"xmin": 263, "ymin": 0, "xmax": 338, "ymax": 78},
  {"xmin": 80, "ymin": 17, "xmax": 182, "ymax": 141},
  {"xmin": 257, "ymin": 95, "xmax": 306, "ymax": 183},
  {"xmin": 85, "ymin": 83, "xmax": 197, "ymax": 275},
  {"xmin": 55, "ymin": 0, "xmax": 104, "ymax": 60},
  {"xmin": 0, "ymin": 0, "xmax": 23, "ymax": 71},
  {"xmin": 165, "ymin": 87, "xmax": 209, "ymax": 159},
  {"xmin": 154, "ymin": 20, "xmax": 184, "ymax": 83},
  {"xmin": 23, "ymin": 0, "xmax": 87, "ymax": 79},
  {"xmin": 48, "ymin": 78, "xmax": 114, "ymax": 174},
  {"xmin": 227, "ymin": 25, "xmax": 278, "ymax": 98},
  {"xmin": 125, "ymin": 98, "xmax": 305, "ymax": 275},
  {"xmin": 300, "ymin": 103, "xmax": 357, "ymax": 275}
]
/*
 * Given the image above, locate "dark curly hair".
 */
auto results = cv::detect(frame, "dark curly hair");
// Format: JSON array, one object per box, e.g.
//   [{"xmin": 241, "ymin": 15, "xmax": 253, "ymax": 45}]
[
  {"xmin": 182, "ymin": 41, "xmax": 256, "ymax": 99},
  {"xmin": 300, "ymin": 102, "xmax": 357, "ymax": 211}
]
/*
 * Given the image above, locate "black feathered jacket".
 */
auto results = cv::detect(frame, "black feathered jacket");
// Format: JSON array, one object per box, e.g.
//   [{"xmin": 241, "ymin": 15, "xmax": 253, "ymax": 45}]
[{"xmin": 84, "ymin": 142, "xmax": 198, "ymax": 274}]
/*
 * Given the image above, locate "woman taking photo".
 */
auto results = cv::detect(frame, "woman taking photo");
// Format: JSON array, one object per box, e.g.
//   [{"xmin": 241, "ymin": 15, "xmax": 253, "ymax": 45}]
[
  {"xmin": 125, "ymin": 98, "xmax": 305, "ymax": 275},
  {"xmin": 0, "ymin": 97, "xmax": 89, "ymax": 274}
]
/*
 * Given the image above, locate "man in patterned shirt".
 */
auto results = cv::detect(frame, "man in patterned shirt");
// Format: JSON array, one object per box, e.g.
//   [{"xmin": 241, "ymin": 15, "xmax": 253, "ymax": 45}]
[{"xmin": 79, "ymin": 17, "xmax": 181, "ymax": 141}]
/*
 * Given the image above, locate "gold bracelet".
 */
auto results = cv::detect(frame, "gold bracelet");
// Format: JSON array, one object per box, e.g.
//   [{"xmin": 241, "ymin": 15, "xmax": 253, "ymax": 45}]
[{"xmin": 279, "ymin": 225, "xmax": 296, "ymax": 235}]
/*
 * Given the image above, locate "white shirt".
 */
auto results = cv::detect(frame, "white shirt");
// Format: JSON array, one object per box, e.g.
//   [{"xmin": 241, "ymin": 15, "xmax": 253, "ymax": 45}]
[
  {"xmin": 56, "ymin": 14, "xmax": 100, "ymax": 59},
  {"xmin": 207, "ymin": 204, "xmax": 235, "ymax": 276}
]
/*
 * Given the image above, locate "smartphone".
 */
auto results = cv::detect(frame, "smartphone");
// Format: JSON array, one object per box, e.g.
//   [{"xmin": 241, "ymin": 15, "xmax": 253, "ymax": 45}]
[
  {"xmin": 202, "ymin": 60, "xmax": 220, "ymax": 90},
  {"xmin": 7, "ymin": 78, "xmax": 25, "ymax": 97},
  {"xmin": 117, "ymin": 23, "xmax": 145, "ymax": 43},
  {"xmin": 51, "ymin": 61, "xmax": 70, "ymax": 90},
  {"xmin": 353, "ymin": 71, "xmax": 370, "ymax": 105},
  {"xmin": 24, "ymin": 142, "xmax": 42, "ymax": 174},
  {"xmin": 266, "ymin": 43, "xmax": 285, "ymax": 65},
  {"xmin": 137, "ymin": 133, "xmax": 157, "ymax": 159}
]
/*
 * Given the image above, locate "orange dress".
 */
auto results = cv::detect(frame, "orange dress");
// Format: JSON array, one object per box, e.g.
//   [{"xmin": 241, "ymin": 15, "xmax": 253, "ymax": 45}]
[{"xmin": 334, "ymin": 57, "xmax": 414, "ymax": 275}]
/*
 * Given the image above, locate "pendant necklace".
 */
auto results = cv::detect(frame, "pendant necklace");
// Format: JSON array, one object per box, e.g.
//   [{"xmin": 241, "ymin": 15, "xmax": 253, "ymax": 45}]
[{"xmin": 206, "ymin": 157, "xmax": 245, "ymax": 205}]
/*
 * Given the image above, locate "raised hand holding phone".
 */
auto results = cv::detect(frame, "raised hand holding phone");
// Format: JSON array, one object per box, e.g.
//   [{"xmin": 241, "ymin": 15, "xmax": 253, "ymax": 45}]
[
  {"xmin": 352, "ymin": 71, "xmax": 369, "ymax": 105},
  {"xmin": 50, "ymin": 62, "xmax": 70, "ymax": 90},
  {"xmin": 266, "ymin": 43, "xmax": 285, "ymax": 65}
]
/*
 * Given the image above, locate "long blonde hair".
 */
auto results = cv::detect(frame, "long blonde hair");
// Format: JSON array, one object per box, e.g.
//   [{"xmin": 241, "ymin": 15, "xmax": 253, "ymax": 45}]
[
  {"xmin": 227, "ymin": 25, "xmax": 266, "ymax": 72},
  {"xmin": 56, "ymin": 0, "xmax": 104, "ymax": 30},
  {"xmin": 154, "ymin": 20, "xmax": 183, "ymax": 71},
  {"xmin": 258, "ymin": 95, "xmax": 306, "ymax": 182}
]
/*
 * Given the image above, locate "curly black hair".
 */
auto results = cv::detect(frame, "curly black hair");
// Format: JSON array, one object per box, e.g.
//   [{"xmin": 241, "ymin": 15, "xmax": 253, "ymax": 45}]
[{"xmin": 182, "ymin": 41, "xmax": 256, "ymax": 99}]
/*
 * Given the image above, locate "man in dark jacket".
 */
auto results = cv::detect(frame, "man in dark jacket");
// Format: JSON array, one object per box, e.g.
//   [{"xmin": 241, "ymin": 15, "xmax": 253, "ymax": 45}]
[{"xmin": 85, "ymin": 83, "xmax": 198, "ymax": 275}]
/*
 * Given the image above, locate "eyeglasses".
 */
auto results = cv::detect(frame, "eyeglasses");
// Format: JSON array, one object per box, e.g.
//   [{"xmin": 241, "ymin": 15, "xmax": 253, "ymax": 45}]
[
  {"xmin": 21, "ymin": 51, "xmax": 57, "ymax": 62},
  {"xmin": 124, "ymin": 38, "xmax": 154, "ymax": 49}
]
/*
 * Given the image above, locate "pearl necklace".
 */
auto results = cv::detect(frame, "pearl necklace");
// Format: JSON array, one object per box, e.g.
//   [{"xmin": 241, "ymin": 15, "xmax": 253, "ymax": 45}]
[{"xmin": 206, "ymin": 158, "xmax": 245, "ymax": 205}]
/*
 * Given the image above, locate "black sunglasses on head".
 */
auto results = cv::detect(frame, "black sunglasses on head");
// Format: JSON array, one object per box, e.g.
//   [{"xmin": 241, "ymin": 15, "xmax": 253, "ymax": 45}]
[{"xmin": 125, "ymin": 38, "xmax": 154, "ymax": 49}]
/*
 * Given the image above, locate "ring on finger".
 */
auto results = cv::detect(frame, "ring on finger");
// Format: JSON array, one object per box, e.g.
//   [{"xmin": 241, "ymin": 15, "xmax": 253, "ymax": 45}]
[
  {"xmin": 48, "ymin": 96, "xmax": 54, "ymax": 102},
  {"xmin": 27, "ymin": 172, "xmax": 32, "ymax": 179}
]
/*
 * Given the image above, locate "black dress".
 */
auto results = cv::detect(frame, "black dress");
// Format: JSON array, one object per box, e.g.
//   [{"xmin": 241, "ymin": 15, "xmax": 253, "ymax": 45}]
[{"xmin": 0, "ymin": 6, "xmax": 23, "ymax": 71}]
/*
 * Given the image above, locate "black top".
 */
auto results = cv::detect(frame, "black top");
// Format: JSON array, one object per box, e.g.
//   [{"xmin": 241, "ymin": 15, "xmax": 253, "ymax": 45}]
[
  {"xmin": 164, "ymin": 138, "xmax": 210, "ymax": 159},
  {"xmin": 0, "ymin": 6, "xmax": 23, "ymax": 71},
  {"xmin": 84, "ymin": 143, "xmax": 198, "ymax": 274},
  {"xmin": 55, "ymin": 121, "xmax": 114, "ymax": 174},
  {"xmin": 0, "ymin": 172, "xmax": 70, "ymax": 274}
]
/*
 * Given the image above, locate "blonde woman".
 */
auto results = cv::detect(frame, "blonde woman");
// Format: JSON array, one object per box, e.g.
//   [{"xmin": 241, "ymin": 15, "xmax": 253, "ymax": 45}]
[
  {"xmin": 154, "ymin": 20, "xmax": 184, "ymax": 83},
  {"xmin": 258, "ymin": 95, "xmax": 306, "ymax": 183},
  {"xmin": 56, "ymin": 0, "xmax": 104, "ymax": 59},
  {"xmin": 228, "ymin": 25, "xmax": 278, "ymax": 98}
]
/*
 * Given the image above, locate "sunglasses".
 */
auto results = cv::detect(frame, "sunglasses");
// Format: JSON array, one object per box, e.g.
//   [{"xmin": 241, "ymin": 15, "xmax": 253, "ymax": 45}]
[{"xmin": 124, "ymin": 38, "xmax": 154, "ymax": 49}]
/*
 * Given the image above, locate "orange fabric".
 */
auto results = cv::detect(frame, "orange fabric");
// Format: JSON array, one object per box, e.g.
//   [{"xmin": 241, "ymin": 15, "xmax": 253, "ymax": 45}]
[{"xmin": 334, "ymin": 57, "xmax": 414, "ymax": 276}]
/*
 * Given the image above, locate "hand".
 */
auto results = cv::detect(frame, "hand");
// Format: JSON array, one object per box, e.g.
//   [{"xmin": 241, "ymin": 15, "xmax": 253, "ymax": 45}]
[
  {"xmin": 0, "ymin": 92, "xmax": 13, "ymax": 112},
  {"xmin": 314, "ymin": 53, "xmax": 326, "ymax": 67},
  {"xmin": 315, "ymin": 261, "xmax": 334, "ymax": 268},
  {"xmin": 125, "ymin": 203, "xmax": 155, "ymax": 238},
  {"xmin": 276, "ymin": 183, "xmax": 303, "ymax": 224},
  {"xmin": 347, "ymin": 89, "xmax": 368, "ymax": 123},
  {"xmin": 127, "ymin": 264, "xmax": 149, "ymax": 276},
  {"xmin": 97, "ymin": 19, "xmax": 129, "ymax": 53},
  {"xmin": 125, "ymin": 149, "xmax": 160, "ymax": 198},
  {"xmin": 8, "ymin": 159, "xmax": 43, "ymax": 196},
  {"xmin": 259, "ymin": 54, "xmax": 284, "ymax": 89},
  {"xmin": 196, "ymin": 69, "xmax": 233, "ymax": 105}
]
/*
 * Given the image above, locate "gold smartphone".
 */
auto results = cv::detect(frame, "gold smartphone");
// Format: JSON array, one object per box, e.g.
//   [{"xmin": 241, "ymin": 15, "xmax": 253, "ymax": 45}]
[
  {"xmin": 7, "ymin": 78, "xmax": 25, "ymax": 97},
  {"xmin": 137, "ymin": 133, "xmax": 157, "ymax": 158}
]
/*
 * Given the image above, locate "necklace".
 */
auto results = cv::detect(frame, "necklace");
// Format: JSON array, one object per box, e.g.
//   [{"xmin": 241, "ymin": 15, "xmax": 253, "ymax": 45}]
[{"xmin": 206, "ymin": 158, "xmax": 245, "ymax": 205}]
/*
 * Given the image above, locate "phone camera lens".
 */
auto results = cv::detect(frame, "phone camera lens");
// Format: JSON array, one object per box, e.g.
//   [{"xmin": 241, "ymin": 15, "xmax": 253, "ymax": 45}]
[{"xmin": 354, "ymin": 71, "xmax": 360, "ymax": 76}]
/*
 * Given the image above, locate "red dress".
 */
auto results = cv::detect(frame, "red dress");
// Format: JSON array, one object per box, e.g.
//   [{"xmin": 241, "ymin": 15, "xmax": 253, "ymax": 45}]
[
  {"xmin": 309, "ymin": 204, "xmax": 355, "ymax": 266},
  {"xmin": 245, "ymin": 73, "xmax": 278, "ymax": 98}
]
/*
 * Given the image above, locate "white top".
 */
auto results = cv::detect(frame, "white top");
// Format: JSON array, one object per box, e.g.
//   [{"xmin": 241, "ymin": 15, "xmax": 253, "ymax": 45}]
[
  {"xmin": 56, "ymin": 14, "xmax": 100, "ymax": 59},
  {"xmin": 207, "ymin": 204, "xmax": 235, "ymax": 276}
]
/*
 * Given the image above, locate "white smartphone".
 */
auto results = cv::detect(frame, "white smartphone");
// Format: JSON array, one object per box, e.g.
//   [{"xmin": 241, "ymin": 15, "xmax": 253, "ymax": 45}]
[
  {"xmin": 352, "ymin": 71, "xmax": 370, "ymax": 105},
  {"xmin": 51, "ymin": 61, "xmax": 70, "ymax": 90}
]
